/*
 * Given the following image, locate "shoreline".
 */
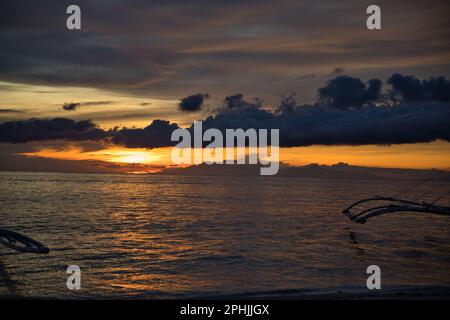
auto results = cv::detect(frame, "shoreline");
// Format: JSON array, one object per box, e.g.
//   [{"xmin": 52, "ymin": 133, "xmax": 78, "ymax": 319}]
[
  {"xmin": 208, "ymin": 286, "xmax": 450, "ymax": 300},
  {"xmin": 2, "ymin": 286, "xmax": 449, "ymax": 300}
]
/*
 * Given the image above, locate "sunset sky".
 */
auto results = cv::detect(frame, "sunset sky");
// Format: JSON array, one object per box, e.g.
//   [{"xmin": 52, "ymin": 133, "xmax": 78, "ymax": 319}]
[{"xmin": 1, "ymin": 0, "xmax": 449, "ymax": 173}]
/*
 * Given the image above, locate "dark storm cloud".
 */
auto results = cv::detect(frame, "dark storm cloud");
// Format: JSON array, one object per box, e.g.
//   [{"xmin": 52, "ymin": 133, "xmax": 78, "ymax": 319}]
[
  {"xmin": 199, "ymin": 96, "xmax": 450, "ymax": 146},
  {"xmin": 318, "ymin": 76, "xmax": 382, "ymax": 109},
  {"xmin": 0, "ymin": 118, "xmax": 107, "ymax": 143},
  {"xmin": 1, "ymin": 74, "xmax": 450, "ymax": 147},
  {"xmin": 387, "ymin": 73, "xmax": 450, "ymax": 103},
  {"xmin": 62, "ymin": 101, "xmax": 114, "ymax": 111},
  {"xmin": 179, "ymin": 94, "xmax": 209, "ymax": 111},
  {"xmin": 193, "ymin": 74, "xmax": 450, "ymax": 146},
  {"xmin": 110, "ymin": 120, "xmax": 180, "ymax": 148},
  {"xmin": 1, "ymin": 101, "xmax": 449, "ymax": 148}
]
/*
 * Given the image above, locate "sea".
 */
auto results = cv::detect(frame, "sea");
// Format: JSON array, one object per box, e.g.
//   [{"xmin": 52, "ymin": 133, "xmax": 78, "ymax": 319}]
[{"xmin": 0, "ymin": 171, "xmax": 449, "ymax": 298}]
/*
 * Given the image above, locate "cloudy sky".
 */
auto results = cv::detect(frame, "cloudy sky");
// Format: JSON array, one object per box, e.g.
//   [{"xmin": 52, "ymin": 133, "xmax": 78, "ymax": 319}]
[{"xmin": 0, "ymin": 0, "xmax": 449, "ymax": 173}]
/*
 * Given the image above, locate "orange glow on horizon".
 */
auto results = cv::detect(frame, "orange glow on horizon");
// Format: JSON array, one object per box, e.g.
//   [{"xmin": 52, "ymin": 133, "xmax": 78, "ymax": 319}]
[
  {"xmin": 22, "ymin": 146, "xmax": 169, "ymax": 165},
  {"xmin": 281, "ymin": 141, "xmax": 450, "ymax": 170},
  {"xmin": 20, "ymin": 141, "xmax": 450, "ymax": 171}
]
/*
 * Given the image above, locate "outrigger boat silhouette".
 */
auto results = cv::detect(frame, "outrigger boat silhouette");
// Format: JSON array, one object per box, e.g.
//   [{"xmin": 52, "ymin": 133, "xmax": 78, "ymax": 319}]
[
  {"xmin": 343, "ymin": 170, "xmax": 450, "ymax": 224},
  {"xmin": 0, "ymin": 227, "xmax": 49, "ymax": 254},
  {"xmin": 343, "ymin": 196, "xmax": 450, "ymax": 224}
]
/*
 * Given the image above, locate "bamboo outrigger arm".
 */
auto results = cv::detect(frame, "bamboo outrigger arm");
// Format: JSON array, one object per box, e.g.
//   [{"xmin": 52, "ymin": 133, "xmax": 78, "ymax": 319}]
[
  {"xmin": 342, "ymin": 196, "xmax": 450, "ymax": 224},
  {"xmin": 0, "ymin": 227, "xmax": 49, "ymax": 254}
]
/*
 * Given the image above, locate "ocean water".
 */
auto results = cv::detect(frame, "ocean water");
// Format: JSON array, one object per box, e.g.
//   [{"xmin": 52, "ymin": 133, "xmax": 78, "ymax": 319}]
[{"xmin": 0, "ymin": 171, "xmax": 449, "ymax": 298}]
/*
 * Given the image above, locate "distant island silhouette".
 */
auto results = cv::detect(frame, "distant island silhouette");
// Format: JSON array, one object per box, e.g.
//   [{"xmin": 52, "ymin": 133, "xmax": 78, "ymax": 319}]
[{"xmin": 156, "ymin": 162, "xmax": 447, "ymax": 181}]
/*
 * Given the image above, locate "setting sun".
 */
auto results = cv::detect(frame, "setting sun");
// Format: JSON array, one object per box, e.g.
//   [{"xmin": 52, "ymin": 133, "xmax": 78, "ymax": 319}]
[{"xmin": 96, "ymin": 148, "xmax": 161, "ymax": 164}]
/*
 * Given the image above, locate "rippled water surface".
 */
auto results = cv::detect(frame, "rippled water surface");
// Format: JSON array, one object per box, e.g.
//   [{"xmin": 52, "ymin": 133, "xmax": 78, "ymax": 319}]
[{"xmin": 1, "ymin": 171, "xmax": 449, "ymax": 298}]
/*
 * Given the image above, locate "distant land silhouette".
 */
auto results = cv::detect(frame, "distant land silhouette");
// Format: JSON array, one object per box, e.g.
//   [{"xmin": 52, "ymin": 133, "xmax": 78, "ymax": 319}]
[{"xmin": 157, "ymin": 162, "xmax": 447, "ymax": 181}]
